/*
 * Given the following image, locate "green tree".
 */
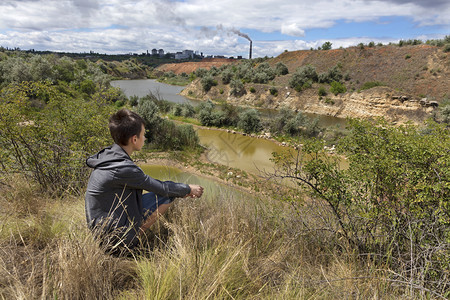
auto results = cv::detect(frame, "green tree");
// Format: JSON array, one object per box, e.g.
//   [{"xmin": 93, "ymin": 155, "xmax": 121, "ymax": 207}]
[{"xmin": 321, "ymin": 41, "xmax": 332, "ymax": 50}]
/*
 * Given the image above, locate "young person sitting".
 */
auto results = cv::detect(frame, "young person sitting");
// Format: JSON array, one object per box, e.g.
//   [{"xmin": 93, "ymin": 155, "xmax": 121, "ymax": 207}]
[{"xmin": 85, "ymin": 108, "xmax": 203, "ymax": 252}]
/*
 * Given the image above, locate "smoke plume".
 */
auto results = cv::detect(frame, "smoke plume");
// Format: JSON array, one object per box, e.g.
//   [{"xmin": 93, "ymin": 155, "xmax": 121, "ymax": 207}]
[{"xmin": 231, "ymin": 29, "xmax": 252, "ymax": 42}]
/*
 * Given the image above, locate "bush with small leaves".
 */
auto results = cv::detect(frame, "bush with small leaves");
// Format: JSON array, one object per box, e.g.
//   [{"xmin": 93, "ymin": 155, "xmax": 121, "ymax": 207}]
[
  {"xmin": 275, "ymin": 62, "xmax": 289, "ymax": 75},
  {"xmin": 194, "ymin": 68, "xmax": 208, "ymax": 78},
  {"xmin": 289, "ymin": 65, "xmax": 318, "ymax": 92},
  {"xmin": 201, "ymin": 75, "xmax": 217, "ymax": 92},
  {"xmin": 318, "ymin": 65, "xmax": 343, "ymax": 84},
  {"xmin": 443, "ymin": 43, "xmax": 450, "ymax": 53},
  {"xmin": 221, "ymin": 69, "xmax": 233, "ymax": 84},
  {"xmin": 269, "ymin": 87, "xmax": 278, "ymax": 96},
  {"xmin": 230, "ymin": 78, "xmax": 245, "ymax": 96},
  {"xmin": 330, "ymin": 81, "xmax": 347, "ymax": 95},
  {"xmin": 318, "ymin": 86, "xmax": 327, "ymax": 97},
  {"xmin": 237, "ymin": 109, "xmax": 262, "ymax": 133}
]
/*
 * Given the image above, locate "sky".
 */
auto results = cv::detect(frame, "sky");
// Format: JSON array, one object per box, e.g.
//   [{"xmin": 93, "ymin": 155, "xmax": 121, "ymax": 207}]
[{"xmin": 0, "ymin": 0, "xmax": 449, "ymax": 58}]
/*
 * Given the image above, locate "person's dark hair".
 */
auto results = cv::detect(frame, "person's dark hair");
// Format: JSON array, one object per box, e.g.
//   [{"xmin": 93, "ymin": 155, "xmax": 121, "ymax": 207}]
[{"xmin": 109, "ymin": 109, "xmax": 145, "ymax": 146}]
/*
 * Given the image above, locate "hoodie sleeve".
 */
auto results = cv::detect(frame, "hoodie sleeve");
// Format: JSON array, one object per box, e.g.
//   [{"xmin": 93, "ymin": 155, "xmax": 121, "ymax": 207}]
[{"xmin": 115, "ymin": 164, "xmax": 191, "ymax": 197}]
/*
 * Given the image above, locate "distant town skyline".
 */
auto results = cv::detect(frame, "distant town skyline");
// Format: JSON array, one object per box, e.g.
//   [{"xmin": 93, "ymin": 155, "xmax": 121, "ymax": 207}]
[{"xmin": 0, "ymin": 0, "xmax": 448, "ymax": 58}]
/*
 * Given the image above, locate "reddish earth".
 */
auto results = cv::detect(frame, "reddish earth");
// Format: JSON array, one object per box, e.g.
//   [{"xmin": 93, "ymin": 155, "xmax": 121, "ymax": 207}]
[{"xmin": 155, "ymin": 58, "xmax": 237, "ymax": 74}]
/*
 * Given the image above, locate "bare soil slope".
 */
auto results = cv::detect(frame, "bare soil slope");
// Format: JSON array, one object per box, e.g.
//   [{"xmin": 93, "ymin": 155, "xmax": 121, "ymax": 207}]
[{"xmin": 156, "ymin": 58, "xmax": 237, "ymax": 74}]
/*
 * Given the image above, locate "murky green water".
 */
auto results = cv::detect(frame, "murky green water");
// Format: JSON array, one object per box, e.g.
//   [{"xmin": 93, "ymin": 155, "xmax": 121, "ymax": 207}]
[{"xmin": 196, "ymin": 129, "xmax": 289, "ymax": 175}]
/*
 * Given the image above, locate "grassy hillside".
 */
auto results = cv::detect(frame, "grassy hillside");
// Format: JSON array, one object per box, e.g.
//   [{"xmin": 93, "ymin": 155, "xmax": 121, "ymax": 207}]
[{"xmin": 271, "ymin": 44, "xmax": 449, "ymax": 100}]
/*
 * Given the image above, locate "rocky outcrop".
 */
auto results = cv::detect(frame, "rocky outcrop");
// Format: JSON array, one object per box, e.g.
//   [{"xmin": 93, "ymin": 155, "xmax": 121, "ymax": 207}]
[{"xmin": 181, "ymin": 83, "xmax": 433, "ymax": 124}]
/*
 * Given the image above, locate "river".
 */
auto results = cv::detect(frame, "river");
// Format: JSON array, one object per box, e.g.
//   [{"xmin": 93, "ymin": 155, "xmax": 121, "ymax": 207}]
[{"xmin": 111, "ymin": 79, "xmax": 200, "ymax": 105}]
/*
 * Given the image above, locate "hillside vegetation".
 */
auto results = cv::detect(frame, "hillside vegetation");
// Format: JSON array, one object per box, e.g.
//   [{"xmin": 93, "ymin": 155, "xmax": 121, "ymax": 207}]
[{"xmin": 159, "ymin": 42, "xmax": 449, "ymax": 124}]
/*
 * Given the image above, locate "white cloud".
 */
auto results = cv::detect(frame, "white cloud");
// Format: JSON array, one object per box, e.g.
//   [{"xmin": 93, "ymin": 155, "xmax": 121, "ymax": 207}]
[
  {"xmin": 0, "ymin": 0, "xmax": 448, "ymax": 57},
  {"xmin": 281, "ymin": 23, "xmax": 305, "ymax": 37}
]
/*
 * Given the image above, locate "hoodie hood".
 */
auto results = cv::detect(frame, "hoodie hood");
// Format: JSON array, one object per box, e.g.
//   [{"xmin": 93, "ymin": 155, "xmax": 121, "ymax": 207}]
[{"xmin": 86, "ymin": 144, "xmax": 133, "ymax": 170}]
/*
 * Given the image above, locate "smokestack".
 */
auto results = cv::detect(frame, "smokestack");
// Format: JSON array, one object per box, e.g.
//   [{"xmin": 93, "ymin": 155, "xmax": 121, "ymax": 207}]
[{"xmin": 230, "ymin": 29, "xmax": 252, "ymax": 59}]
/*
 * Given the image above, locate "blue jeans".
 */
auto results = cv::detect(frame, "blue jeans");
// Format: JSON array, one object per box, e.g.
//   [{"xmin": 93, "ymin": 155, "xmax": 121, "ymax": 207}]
[{"xmin": 142, "ymin": 192, "xmax": 174, "ymax": 220}]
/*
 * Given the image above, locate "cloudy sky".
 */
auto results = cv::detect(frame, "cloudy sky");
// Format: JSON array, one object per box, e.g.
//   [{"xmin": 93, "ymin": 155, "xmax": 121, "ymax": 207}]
[{"xmin": 0, "ymin": 0, "xmax": 449, "ymax": 58}]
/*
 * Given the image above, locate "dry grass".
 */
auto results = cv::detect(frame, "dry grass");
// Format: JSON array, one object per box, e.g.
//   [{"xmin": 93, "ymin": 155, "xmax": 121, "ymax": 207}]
[{"xmin": 0, "ymin": 175, "xmax": 440, "ymax": 299}]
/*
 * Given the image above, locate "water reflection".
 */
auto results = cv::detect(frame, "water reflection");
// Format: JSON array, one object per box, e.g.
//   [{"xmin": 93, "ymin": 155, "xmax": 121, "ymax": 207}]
[{"xmin": 197, "ymin": 129, "xmax": 288, "ymax": 175}]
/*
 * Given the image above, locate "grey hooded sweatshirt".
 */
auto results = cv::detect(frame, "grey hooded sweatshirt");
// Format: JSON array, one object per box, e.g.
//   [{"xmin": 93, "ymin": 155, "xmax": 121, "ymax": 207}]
[{"xmin": 85, "ymin": 144, "xmax": 191, "ymax": 248}]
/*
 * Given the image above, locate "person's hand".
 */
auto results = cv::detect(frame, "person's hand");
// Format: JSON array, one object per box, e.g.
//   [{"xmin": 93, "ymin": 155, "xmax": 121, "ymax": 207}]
[{"xmin": 188, "ymin": 184, "xmax": 204, "ymax": 198}]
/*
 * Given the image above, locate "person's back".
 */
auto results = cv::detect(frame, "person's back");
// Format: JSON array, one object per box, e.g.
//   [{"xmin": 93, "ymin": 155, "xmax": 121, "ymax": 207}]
[{"xmin": 85, "ymin": 108, "xmax": 203, "ymax": 251}]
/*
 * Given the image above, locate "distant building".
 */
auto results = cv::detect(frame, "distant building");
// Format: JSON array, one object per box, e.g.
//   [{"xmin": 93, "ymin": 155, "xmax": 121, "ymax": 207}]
[
  {"xmin": 175, "ymin": 50, "xmax": 194, "ymax": 60},
  {"xmin": 158, "ymin": 49, "xmax": 164, "ymax": 57},
  {"xmin": 151, "ymin": 48, "xmax": 158, "ymax": 55}
]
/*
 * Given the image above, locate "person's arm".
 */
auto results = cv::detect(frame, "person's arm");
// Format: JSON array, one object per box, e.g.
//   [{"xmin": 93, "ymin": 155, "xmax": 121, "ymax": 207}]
[{"xmin": 119, "ymin": 166, "xmax": 192, "ymax": 197}]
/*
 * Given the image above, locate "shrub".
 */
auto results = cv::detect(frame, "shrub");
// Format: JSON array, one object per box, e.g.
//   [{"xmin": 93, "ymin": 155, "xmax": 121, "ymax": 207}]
[
  {"xmin": 358, "ymin": 81, "xmax": 385, "ymax": 91},
  {"xmin": 269, "ymin": 87, "xmax": 278, "ymax": 96},
  {"xmin": 0, "ymin": 81, "xmax": 114, "ymax": 194},
  {"xmin": 443, "ymin": 43, "xmax": 450, "ymax": 53},
  {"xmin": 330, "ymin": 81, "xmax": 346, "ymax": 95},
  {"xmin": 230, "ymin": 79, "xmax": 245, "ymax": 96},
  {"xmin": 249, "ymin": 87, "xmax": 256, "ymax": 93},
  {"xmin": 318, "ymin": 86, "xmax": 327, "ymax": 96},
  {"xmin": 201, "ymin": 75, "xmax": 217, "ymax": 92},
  {"xmin": 209, "ymin": 66, "xmax": 219, "ymax": 76},
  {"xmin": 152, "ymin": 119, "xmax": 199, "ymax": 150},
  {"xmin": 137, "ymin": 98, "xmax": 199, "ymax": 150},
  {"xmin": 128, "ymin": 95, "xmax": 139, "ymax": 106},
  {"xmin": 197, "ymin": 100, "xmax": 215, "ymax": 126},
  {"xmin": 172, "ymin": 104, "xmax": 183, "ymax": 116},
  {"xmin": 252, "ymin": 62, "xmax": 275, "ymax": 83},
  {"xmin": 269, "ymin": 107, "xmax": 296, "ymax": 134},
  {"xmin": 275, "ymin": 62, "xmax": 289, "ymax": 75},
  {"xmin": 114, "ymin": 99, "xmax": 125, "ymax": 108},
  {"xmin": 272, "ymin": 120, "xmax": 450, "ymax": 292},
  {"xmin": 194, "ymin": 68, "xmax": 208, "ymax": 78},
  {"xmin": 80, "ymin": 79, "xmax": 96, "ymax": 95},
  {"xmin": 318, "ymin": 65, "xmax": 342, "ymax": 84},
  {"xmin": 237, "ymin": 109, "xmax": 262, "ymax": 133},
  {"xmin": 252, "ymin": 72, "xmax": 270, "ymax": 84},
  {"xmin": 289, "ymin": 65, "xmax": 318, "ymax": 91},
  {"xmin": 221, "ymin": 69, "xmax": 233, "ymax": 84},
  {"xmin": 164, "ymin": 71, "xmax": 176, "ymax": 78},
  {"xmin": 221, "ymin": 103, "xmax": 240, "ymax": 127}
]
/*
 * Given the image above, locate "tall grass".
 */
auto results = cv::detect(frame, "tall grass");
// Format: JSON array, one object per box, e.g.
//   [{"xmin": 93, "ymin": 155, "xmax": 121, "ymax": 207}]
[{"xmin": 0, "ymin": 175, "xmax": 440, "ymax": 299}]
